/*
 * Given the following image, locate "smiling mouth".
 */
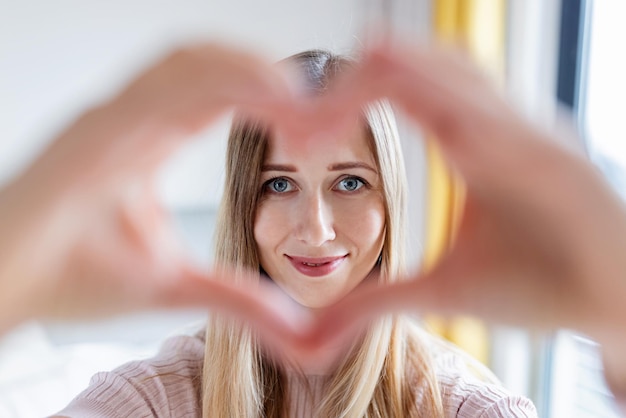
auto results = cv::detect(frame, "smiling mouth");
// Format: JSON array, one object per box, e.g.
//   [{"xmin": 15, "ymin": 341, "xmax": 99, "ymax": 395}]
[{"xmin": 286, "ymin": 255, "xmax": 347, "ymax": 277}]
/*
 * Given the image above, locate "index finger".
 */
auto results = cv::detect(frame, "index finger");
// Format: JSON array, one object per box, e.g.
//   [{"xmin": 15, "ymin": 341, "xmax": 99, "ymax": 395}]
[{"xmin": 323, "ymin": 41, "xmax": 533, "ymax": 177}]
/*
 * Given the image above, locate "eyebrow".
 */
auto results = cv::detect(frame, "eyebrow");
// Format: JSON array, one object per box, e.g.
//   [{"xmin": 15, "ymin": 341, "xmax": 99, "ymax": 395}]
[
  {"xmin": 261, "ymin": 162, "xmax": 378, "ymax": 174},
  {"xmin": 261, "ymin": 164, "xmax": 297, "ymax": 172},
  {"xmin": 328, "ymin": 162, "xmax": 378, "ymax": 173}
]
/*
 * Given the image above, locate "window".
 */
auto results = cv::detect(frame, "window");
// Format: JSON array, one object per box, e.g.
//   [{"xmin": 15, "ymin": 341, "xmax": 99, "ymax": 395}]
[{"xmin": 548, "ymin": 1, "xmax": 625, "ymax": 416}]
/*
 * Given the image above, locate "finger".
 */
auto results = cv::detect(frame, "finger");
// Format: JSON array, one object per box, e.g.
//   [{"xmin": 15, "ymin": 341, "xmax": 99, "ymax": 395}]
[
  {"xmin": 182, "ymin": 43, "xmax": 302, "ymax": 128},
  {"xmin": 57, "ymin": 44, "xmax": 299, "ymax": 183},
  {"xmin": 309, "ymin": 269, "xmax": 492, "ymax": 350},
  {"xmin": 359, "ymin": 42, "xmax": 504, "ymax": 140},
  {"xmin": 307, "ymin": 277, "xmax": 433, "ymax": 350},
  {"xmin": 160, "ymin": 266, "xmax": 315, "ymax": 349},
  {"xmin": 325, "ymin": 42, "xmax": 533, "ymax": 177}
]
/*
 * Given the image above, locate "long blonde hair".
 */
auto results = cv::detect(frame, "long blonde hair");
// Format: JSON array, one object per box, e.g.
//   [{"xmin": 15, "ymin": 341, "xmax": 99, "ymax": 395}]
[{"xmin": 203, "ymin": 50, "xmax": 444, "ymax": 417}]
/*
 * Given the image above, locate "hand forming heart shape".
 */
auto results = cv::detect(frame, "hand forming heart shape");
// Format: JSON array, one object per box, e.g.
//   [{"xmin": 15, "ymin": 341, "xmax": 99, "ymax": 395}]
[{"xmin": 3, "ymin": 39, "xmax": 626, "ymax": 364}]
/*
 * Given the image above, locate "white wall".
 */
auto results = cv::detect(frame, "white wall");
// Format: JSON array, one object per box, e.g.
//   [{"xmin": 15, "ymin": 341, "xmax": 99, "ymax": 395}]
[{"xmin": 1, "ymin": 0, "xmax": 364, "ymax": 207}]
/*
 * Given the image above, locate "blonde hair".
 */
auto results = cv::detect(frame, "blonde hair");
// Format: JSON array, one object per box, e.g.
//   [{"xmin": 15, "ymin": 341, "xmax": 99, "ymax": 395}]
[{"xmin": 202, "ymin": 50, "xmax": 444, "ymax": 417}]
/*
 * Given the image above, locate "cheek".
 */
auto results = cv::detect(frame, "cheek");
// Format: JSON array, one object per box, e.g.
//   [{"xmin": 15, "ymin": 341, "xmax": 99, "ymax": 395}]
[
  {"xmin": 362, "ymin": 206, "xmax": 386, "ymax": 246},
  {"xmin": 254, "ymin": 202, "xmax": 285, "ymax": 256},
  {"xmin": 338, "ymin": 197, "xmax": 386, "ymax": 247}
]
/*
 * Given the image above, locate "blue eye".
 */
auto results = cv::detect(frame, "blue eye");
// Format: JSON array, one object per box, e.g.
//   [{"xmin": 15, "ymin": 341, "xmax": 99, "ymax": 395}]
[
  {"xmin": 266, "ymin": 177, "xmax": 293, "ymax": 193},
  {"xmin": 336, "ymin": 177, "xmax": 364, "ymax": 192}
]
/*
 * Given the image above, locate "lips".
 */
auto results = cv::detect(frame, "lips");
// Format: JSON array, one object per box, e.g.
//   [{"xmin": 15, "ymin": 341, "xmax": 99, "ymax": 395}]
[{"xmin": 286, "ymin": 255, "xmax": 347, "ymax": 277}]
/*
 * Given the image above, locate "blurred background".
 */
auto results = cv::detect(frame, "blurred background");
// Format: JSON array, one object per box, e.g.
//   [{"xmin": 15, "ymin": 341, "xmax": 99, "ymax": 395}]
[{"xmin": 0, "ymin": 0, "xmax": 624, "ymax": 416}]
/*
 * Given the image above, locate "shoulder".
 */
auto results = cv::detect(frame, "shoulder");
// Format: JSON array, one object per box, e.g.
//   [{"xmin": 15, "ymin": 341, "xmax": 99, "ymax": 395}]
[
  {"xmin": 411, "ymin": 325, "xmax": 538, "ymax": 418},
  {"xmin": 437, "ymin": 371, "xmax": 537, "ymax": 418},
  {"xmin": 55, "ymin": 329, "xmax": 205, "ymax": 418}
]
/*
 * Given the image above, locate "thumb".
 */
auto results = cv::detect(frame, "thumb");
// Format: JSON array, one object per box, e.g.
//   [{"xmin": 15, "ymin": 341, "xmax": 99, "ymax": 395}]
[
  {"xmin": 308, "ymin": 270, "xmax": 450, "ymax": 350},
  {"xmin": 159, "ymin": 266, "xmax": 315, "ymax": 350}
]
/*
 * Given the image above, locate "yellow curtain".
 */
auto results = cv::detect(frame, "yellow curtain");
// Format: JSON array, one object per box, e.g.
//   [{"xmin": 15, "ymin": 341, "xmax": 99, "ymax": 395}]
[{"xmin": 424, "ymin": 0, "xmax": 506, "ymax": 365}]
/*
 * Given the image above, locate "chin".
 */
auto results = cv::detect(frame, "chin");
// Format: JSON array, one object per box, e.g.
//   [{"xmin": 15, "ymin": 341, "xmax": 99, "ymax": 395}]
[
  {"xmin": 297, "ymin": 300, "xmax": 332, "ymax": 310},
  {"xmin": 289, "ymin": 290, "xmax": 348, "ymax": 310}
]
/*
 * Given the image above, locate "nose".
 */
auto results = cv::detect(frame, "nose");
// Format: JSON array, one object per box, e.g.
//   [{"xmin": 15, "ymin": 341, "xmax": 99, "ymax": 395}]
[{"xmin": 295, "ymin": 193, "xmax": 336, "ymax": 246}]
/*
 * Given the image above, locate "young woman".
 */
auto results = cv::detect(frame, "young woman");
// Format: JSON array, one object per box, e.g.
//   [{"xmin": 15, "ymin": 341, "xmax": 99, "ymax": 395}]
[{"xmin": 56, "ymin": 50, "xmax": 536, "ymax": 418}]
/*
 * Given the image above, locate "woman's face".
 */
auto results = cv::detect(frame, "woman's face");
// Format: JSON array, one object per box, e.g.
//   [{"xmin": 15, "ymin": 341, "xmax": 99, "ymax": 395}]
[{"xmin": 254, "ymin": 120, "xmax": 386, "ymax": 308}]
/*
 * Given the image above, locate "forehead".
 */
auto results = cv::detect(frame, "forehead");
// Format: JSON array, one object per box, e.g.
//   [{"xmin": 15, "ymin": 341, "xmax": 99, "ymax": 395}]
[{"xmin": 265, "ymin": 119, "xmax": 376, "ymax": 166}]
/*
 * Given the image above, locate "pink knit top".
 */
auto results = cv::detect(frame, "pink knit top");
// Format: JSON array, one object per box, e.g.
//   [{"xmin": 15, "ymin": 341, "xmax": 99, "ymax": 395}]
[{"xmin": 54, "ymin": 329, "xmax": 537, "ymax": 417}]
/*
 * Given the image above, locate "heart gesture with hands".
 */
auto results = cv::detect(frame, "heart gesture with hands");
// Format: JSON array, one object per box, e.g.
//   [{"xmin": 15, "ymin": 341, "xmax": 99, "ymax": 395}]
[{"xmin": 2, "ymin": 40, "xmax": 626, "ymax": 397}]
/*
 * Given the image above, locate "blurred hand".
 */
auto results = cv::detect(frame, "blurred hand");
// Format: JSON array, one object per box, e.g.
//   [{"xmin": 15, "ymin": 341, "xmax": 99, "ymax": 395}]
[
  {"xmin": 0, "ymin": 43, "xmax": 311, "ymax": 350},
  {"xmin": 312, "ymin": 42, "xmax": 626, "ymax": 353}
]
